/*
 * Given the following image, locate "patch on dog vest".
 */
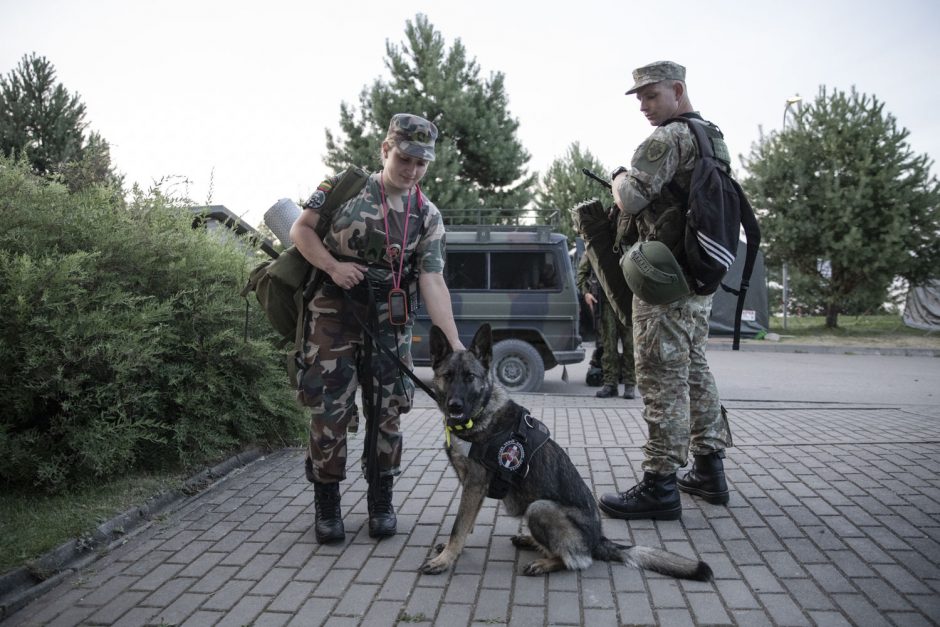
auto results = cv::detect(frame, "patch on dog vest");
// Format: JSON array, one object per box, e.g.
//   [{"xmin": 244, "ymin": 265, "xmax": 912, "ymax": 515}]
[{"xmin": 469, "ymin": 409, "xmax": 551, "ymax": 499}]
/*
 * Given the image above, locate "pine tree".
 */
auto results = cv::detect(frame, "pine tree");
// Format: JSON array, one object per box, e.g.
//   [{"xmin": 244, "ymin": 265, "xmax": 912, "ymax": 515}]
[
  {"xmin": 324, "ymin": 14, "xmax": 535, "ymax": 223},
  {"xmin": 742, "ymin": 86, "xmax": 940, "ymax": 327},
  {"xmin": 0, "ymin": 53, "xmax": 120, "ymax": 191},
  {"xmin": 535, "ymin": 142, "xmax": 610, "ymax": 240}
]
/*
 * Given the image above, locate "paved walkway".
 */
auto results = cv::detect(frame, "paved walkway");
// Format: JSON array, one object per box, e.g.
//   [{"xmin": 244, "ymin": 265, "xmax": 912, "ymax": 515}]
[{"xmin": 4, "ymin": 389, "xmax": 940, "ymax": 626}]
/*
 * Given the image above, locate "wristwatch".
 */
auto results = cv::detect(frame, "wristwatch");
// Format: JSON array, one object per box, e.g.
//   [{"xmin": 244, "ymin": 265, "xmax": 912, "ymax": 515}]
[{"xmin": 610, "ymin": 166, "xmax": 628, "ymax": 181}]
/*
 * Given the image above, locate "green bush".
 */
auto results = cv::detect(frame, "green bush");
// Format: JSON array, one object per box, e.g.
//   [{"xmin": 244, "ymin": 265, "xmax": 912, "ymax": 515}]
[{"xmin": 0, "ymin": 158, "xmax": 306, "ymax": 492}]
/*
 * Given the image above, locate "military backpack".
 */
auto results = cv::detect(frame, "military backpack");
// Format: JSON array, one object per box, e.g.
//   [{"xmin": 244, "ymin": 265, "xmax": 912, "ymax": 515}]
[
  {"xmin": 241, "ymin": 166, "xmax": 370, "ymax": 348},
  {"xmin": 665, "ymin": 115, "xmax": 762, "ymax": 349}
]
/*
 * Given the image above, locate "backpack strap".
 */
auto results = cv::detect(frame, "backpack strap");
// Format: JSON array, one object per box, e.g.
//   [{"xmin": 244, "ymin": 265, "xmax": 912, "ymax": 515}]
[{"xmin": 665, "ymin": 116, "xmax": 762, "ymax": 350}]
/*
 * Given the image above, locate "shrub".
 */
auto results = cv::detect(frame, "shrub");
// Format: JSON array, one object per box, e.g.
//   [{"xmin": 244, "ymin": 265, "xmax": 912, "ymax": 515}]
[{"xmin": 0, "ymin": 158, "xmax": 306, "ymax": 492}]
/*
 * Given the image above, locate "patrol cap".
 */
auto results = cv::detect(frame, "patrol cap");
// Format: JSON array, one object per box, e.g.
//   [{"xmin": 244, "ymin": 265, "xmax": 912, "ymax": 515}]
[
  {"xmin": 620, "ymin": 240, "xmax": 690, "ymax": 305},
  {"xmin": 625, "ymin": 60, "xmax": 686, "ymax": 95},
  {"xmin": 386, "ymin": 113, "xmax": 438, "ymax": 161}
]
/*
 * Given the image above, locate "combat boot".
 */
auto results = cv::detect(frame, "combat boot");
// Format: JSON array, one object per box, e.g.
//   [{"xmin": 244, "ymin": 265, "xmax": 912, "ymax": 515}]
[
  {"xmin": 598, "ymin": 472, "xmax": 682, "ymax": 520},
  {"xmin": 313, "ymin": 481, "xmax": 345, "ymax": 544},
  {"xmin": 678, "ymin": 451, "xmax": 729, "ymax": 505},
  {"xmin": 622, "ymin": 384, "xmax": 636, "ymax": 399},
  {"xmin": 368, "ymin": 475, "xmax": 397, "ymax": 539},
  {"xmin": 595, "ymin": 384, "xmax": 618, "ymax": 398}
]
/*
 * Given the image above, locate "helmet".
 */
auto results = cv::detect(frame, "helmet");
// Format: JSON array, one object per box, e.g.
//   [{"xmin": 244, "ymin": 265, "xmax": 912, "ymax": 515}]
[{"xmin": 620, "ymin": 241, "xmax": 690, "ymax": 305}]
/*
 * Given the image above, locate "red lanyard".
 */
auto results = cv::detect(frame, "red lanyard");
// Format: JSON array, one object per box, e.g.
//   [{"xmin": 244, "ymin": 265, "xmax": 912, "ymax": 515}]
[{"xmin": 378, "ymin": 178, "xmax": 417, "ymax": 290}]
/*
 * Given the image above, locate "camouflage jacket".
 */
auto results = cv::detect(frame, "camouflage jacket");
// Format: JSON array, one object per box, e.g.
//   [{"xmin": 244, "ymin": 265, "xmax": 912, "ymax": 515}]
[
  {"xmin": 303, "ymin": 172, "xmax": 446, "ymax": 287},
  {"xmin": 614, "ymin": 113, "xmax": 722, "ymax": 261}
]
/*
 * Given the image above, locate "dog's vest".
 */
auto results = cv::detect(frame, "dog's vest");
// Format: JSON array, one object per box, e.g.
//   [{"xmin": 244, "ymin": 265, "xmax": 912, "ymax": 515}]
[{"xmin": 468, "ymin": 407, "xmax": 551, "ymax": 499}]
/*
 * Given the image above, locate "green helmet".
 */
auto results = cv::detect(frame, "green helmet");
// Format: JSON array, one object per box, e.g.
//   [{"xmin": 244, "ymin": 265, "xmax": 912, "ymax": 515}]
[{"xmin": 621, "ymin": 241, "xmax": 690, "ymax": 305}]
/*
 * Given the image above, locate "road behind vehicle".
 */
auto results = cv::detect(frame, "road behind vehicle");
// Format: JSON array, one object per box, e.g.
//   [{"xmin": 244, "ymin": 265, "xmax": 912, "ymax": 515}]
[{"xmin": 411, "ymin": 225, "xmax": 585, "ymax": 392}]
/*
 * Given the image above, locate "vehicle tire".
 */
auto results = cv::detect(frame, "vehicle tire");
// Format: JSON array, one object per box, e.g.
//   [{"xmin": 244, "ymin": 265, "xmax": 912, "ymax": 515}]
[{"xmin": 491, "ymin": 339, "xmax": 545, "ymax": 393}]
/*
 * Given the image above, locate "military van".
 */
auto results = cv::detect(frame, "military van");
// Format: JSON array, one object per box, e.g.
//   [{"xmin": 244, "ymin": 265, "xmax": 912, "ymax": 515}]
[{"xmin": 410, "ymin": 225, "xmax": 585, "ymax": 392}]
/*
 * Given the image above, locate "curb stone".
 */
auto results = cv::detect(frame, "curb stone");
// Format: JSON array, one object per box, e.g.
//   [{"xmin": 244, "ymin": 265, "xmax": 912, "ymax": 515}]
[{"xmin": 0, "ymin": 446, "xmax": 266, "ymax": 620}]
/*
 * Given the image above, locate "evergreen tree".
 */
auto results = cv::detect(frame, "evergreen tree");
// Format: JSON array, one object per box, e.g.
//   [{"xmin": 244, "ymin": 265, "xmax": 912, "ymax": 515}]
[
  {"xmin": 324, "ymin": 14, "xmax": 535, "ymax": 223},
  {"xmin": 535, "ymin": 142, "xmax": 610, "ymax": 240},
  {"xmin": 0, "ymin": 53, "xmax": 120, "ymax": 191},
  {"xmin": 742, "ymin": 86, "xmax": 940, "ymax": 328}
]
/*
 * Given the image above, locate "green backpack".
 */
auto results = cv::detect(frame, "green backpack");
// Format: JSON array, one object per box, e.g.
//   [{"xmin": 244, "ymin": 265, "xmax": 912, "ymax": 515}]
[{"xmin": 242, "ymin": 166, "xmax": 370, "ymax": 348}]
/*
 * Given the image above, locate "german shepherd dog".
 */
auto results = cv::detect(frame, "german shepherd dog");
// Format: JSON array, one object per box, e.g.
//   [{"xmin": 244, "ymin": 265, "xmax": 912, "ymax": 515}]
[{"xmin": 422, "ymin": 324, "xmax": 712, "ymax": 580}]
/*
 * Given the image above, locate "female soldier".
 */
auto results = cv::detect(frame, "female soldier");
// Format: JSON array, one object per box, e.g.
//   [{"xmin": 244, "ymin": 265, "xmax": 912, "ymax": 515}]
[{"xmin": 290, "ymin": 114, "xmax": 462, "ymax": 544}]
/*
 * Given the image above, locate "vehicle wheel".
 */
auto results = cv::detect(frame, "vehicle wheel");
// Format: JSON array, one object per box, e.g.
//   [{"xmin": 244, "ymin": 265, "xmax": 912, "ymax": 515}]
[{"xmin": 491, "ymin": 339, "xmax": 545, "ymax": 393}]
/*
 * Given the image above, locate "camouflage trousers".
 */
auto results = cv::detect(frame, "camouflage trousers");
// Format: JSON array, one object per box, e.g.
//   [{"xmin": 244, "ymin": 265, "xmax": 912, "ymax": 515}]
[
  {"xmin": 633, "ymin": 292, "xmax": 732, "ymax": 474},
  {"xmin": 297, "ymin": 284, "xmax": 415, "ymax": 483},
  {"xmin": 600, "ymin": 303, "xmax": 636, "ymax": 386}
]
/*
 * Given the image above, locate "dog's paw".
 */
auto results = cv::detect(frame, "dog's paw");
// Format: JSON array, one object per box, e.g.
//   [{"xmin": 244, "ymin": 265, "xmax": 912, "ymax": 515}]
[
  {"xmin": 511, "ymin": 534, "xmax": 539, "ymax": 550},
  {"xmin": 522, "ymin": 557, "xmax": 564, "ymax": 576},
  {"xmin": 420, "ymin": 554, "xmax": 453, "ymax": 575},
  {"xmin": 434, "ymin": 542, "xmax": 446, "ymax": 554}
]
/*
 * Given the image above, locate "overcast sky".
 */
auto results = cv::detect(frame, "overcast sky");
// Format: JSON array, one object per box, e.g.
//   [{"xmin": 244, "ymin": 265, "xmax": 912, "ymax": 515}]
[{"xmin": 2, "ymin": 0, "xmax": 938, "ymax": 230}]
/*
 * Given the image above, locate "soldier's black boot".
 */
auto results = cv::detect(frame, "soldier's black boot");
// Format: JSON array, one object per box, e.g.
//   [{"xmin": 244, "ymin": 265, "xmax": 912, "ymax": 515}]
[
  {"xmin": 313, "ymin": 481, "xmax": 345, "ymax": 544},
  {"xmin": 598, "ymin": 472, "xmax": 682, "ymax": 520},
  {"xmin": 622, "ymin": 384, "xmax": 636, "ymax": 399},
  {"xmin": 678, "ymin": 452, "xmax": 730, "ymax": 505},
  {"xmin": 595, "ymin": 384, "xmax": 618, "ymax": 398},
  {"xmin": 368, "ymin": 475, "xmax": 397, "ymax": 539}
]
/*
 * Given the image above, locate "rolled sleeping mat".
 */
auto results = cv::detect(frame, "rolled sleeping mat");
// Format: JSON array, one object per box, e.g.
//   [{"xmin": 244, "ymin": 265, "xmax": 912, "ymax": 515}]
[
  {"xmin": 264, "ymin": 198, "xmax": 302, "ymax": 247},
  {"xmin": 571, "ymin": 199, "xmax": 633, "ymax": 326}
]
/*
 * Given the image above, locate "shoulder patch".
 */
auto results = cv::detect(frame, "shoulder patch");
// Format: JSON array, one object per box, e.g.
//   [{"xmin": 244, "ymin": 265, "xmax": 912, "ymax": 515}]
[
  {"xmin": 646, "ymin": 139, "xmax": 668, "ymax": 162},
  {"xmin": 303, "ymin": 174, "xmax": 340, "ymax": 210}
]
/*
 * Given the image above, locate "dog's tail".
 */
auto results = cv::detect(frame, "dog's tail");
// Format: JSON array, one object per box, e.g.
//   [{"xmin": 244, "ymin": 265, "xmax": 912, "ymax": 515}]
[{"xmin": 596, "ymin": 538, "xmax": 713, "ymax": 582}]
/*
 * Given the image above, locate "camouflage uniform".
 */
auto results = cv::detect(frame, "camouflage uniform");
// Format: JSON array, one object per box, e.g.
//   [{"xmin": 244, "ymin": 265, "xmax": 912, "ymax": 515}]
[
  {"xmin": 576, "ymin": 255, "xmax": 635, "ymax": 388},
  {"xmin": 615, "ymin": 110, "xmax": 730, "ymax": 474},
  {"xmin": 298, "ymin": 171, "xmax": 446, "ymax": 483}
]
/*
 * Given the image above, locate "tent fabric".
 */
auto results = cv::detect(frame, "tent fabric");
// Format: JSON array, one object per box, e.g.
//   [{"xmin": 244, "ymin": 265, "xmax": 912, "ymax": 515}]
[
  {"xmin": 709, "ymin": 240, "xmax": 769, "ymax": 337},
  {"xmin": 903, "ymin": 279, "xmax": 940, "ymax": 331}
]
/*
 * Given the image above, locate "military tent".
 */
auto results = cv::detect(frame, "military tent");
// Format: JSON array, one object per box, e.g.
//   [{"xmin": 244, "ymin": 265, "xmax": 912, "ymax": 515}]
[
  {"xmin": 709, "ymin": 240, "xmax": 769, "ymax": 337},
  {"xmin": 902, "ymin": 279, "xmax": 940, "ymax": 331}
]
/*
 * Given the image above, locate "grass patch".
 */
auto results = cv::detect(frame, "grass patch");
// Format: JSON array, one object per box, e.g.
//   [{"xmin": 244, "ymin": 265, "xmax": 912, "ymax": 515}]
[
  {"xmin": 767, "ymin": 314, "xmax": 940, "ymax": 347},
  {"xmin": 0, "ymin": 471, "xmax": 184, "ymax": 573}
]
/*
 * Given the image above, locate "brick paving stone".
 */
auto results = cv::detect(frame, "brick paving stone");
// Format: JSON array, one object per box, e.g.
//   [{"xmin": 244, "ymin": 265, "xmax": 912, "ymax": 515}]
[
  {"xmin": 761, "ymin": 550, "xmax": 807, "ymax": 578},
  {"xmin": 180, "ymin": 609, "xmax": 226, "ymax": 626},
  {"xmin": 715, "ymin": 579, "xmax": 760, "ymax": 609},
  {"xmin": 201, "ymin": 579, "xmax": 254, "ymax": 612},
  {"xmin": 825, "ymin": 549, "xmax": 878, "ymax": 577},
  {"xmin": 140, "ymin": 576, "xmax": 194, "ymax": 607},
  {"xmin": 648, "ymin": 579, "xmax": 684, "ymax": 608},
  {"xmin": 251, "ymin": 611, "xmax": 292, "ymax": 627},
  {"xmin": 546, "ymin": 589, "xmax": 581, "ymax": 624},
  {"xmin": 285, "ymin": 596, "xmax": 338, "ymax": 626},
  {"xmin": 511, "ymin": 571, "xmax": 546, "ymax": 606},
  {"xmin": 508, "ymin": 603, "xmax": 546, "ymax": 627},
  {"xmin": 759, "ymin": 592, "xmax": 812, "ymax": 626},
  {"xmin": 405, "ymin": 585, "xmax": 444, "ymax": 618},
  {"xmin": 333, "ymin": 583, "xmax": 379, "ymax": 616},
  {"xmin": 782, "ymin": 577, "xmax": 835, "ymax": 610},
  {"xmin": 687, "ymin": 591, "xmax": 733, "ymax": 624},
  {"xmin": 218, "ymin": 594, "xmax": 269, "ymax": 627},
  {"xmin": 442, "ymin": 573, "xmax": 480, "ymax": 604},
  {"xmin": 83, "ymin": 590, "xmax": 148, "ymax": 625},
  {"xmin": 473, "ymin": 587, "xmax": 510, "ymax": 622},
  {"xmin": 852, "ymin": 577, "xmax": 914, "ymax": 611},
  {"xmin": 313, "ymin": 567, "xmax": 357, "ymax": 597},
  {"xmin": 151, "ymin": 592, "xmax": 208, "ymax": 626},
  {"xmin": 806, "ymin": 610, "xmax": 854, "ymax": 626},
  {"xmin": 654, "ymin": 607, "xmax": 695, "ymax": 626},
  {"xmin": 616, "ymin": 591, "xmax": 655, "ymax": 625},
  {"xmin": 111, "ymin": 605, "xmax": 160, "ymax": 627},
  {"xmin": 832, "ymin": 593, "xmax": 893, "ymax": 627}
]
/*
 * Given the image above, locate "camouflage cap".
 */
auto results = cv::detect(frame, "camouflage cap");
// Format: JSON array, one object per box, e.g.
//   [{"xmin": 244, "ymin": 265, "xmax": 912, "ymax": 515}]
[
  {"xmin": 387, "ymin": 113, "xmax": 438, "ymax": 161},
  {"xmin": 625, "ymin": 60, "xmax": 686, "ymax": 95}
]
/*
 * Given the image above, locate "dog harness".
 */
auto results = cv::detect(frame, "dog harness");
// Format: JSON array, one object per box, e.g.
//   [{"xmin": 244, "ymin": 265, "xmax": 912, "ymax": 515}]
[{"xmin": 467, "ymin": 407, "xmax": 551, "ymax": 499}]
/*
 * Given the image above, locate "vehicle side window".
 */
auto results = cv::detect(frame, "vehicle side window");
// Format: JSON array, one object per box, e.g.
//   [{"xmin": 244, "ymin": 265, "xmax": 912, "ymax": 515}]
[
  {"xmin": 445, "ymin": 251, "xmax": 487, "ymax": 290},
  {"xmin": 490, "ymin": 252, "xmax": 560, "ymax": 290}
]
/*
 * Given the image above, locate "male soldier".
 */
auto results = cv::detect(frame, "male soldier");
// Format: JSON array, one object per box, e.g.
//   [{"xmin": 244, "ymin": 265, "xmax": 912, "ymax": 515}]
[
  {"xmin": 576, "ymin": 255, "xmax": 636, "ymax": 399},
  {"xmin": 597, "ymin": 61, "xmax": 732, "ymax": 520}
]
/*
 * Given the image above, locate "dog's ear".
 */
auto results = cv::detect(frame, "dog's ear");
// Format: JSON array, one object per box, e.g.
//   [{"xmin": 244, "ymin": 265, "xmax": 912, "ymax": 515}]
[
  {"xmin": 469, "ymin": 323, "xmax": 493, "ymax": 371},
  {"xmin": 430, "ymin": 325, "xmax": 454, "ymax": 369}
]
